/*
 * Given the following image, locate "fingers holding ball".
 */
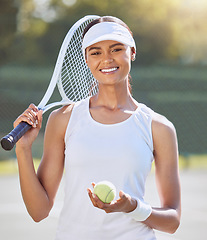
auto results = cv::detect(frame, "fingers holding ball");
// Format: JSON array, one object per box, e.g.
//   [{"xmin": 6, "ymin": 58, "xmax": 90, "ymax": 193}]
[
  {"xmin": 87, "ymin": 181, "xmax": 116, "ymax": 213},
  {"xmin": 87, "ymin": 181, "xmax": 137, "ymax": 214}
]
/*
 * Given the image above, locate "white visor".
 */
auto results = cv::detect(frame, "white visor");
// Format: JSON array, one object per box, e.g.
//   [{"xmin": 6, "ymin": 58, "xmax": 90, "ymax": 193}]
[{"xmin": 82, "ymin": 22, "xmax": 136, "ymax": 58}]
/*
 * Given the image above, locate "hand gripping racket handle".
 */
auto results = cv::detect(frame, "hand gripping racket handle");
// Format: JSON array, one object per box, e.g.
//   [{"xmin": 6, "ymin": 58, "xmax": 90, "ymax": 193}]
[{"xmin": 1, "ymin": 122, "xmax": 32, "ymax": 151}]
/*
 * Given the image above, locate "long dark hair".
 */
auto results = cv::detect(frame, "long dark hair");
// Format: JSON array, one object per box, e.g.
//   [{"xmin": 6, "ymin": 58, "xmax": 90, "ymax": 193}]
[{"xmin": 83, "ymin": 16, "xmax": 134, "ymax": 93}]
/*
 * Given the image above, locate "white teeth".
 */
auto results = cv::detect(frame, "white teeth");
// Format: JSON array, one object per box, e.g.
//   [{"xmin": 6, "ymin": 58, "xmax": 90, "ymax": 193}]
[{"xmin": 101, "ymin": 67, "xmax": 117, "ymax": 73}]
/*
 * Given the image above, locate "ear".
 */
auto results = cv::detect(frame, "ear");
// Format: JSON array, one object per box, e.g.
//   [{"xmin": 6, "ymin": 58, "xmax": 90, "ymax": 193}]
[
  {"xmin": 131, "ymin": 53, "xmax": 136, "ymax": 61},
  {"xmin": 131, "ymin": 47, "xmax": 136, "ymax": 62}
]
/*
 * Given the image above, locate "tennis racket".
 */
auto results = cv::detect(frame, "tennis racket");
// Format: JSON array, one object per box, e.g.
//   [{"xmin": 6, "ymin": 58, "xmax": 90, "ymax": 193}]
[{"xmin": 1, "ymin": 15, "xmax": 99, "ymax": 151}]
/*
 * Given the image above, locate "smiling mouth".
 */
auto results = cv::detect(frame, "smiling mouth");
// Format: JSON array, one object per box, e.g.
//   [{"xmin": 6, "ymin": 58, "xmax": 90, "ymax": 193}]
[{"xmin": 100, "ymin": 67, "xmax": 119, "ymax": 73}]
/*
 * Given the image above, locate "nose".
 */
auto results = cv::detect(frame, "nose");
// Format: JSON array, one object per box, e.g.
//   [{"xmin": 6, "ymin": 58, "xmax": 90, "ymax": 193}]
[{"xmin": 102, "ymin": 52, "xmax": 113, "ymax": 64}]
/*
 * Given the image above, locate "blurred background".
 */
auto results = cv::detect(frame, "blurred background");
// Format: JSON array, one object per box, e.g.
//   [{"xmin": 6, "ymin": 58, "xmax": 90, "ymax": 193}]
[
  {"xmin": 0, "ymin": 0, "xmax": 207, "ymax": 160},
  {"xmin": 0, "ymin": 0, "xmax": 207, "ymax": 239}
]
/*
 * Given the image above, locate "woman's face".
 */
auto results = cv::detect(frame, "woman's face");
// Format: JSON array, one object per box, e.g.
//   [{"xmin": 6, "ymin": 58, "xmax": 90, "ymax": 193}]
[{"xmin": 85, "ymin": 40, "xmax": 132, "ymax": 87}]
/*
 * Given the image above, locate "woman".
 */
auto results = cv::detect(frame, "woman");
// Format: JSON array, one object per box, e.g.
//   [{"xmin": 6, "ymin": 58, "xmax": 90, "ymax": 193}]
[{"xmin": 14, "ymin": 16, "xmax": 181, "ymax": 239}]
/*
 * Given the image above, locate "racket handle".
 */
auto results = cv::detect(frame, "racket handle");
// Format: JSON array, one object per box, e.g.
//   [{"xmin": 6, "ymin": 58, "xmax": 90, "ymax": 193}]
[{"xmin": 1, "ymin": 122, "xmax": 32, "ymax": 151}]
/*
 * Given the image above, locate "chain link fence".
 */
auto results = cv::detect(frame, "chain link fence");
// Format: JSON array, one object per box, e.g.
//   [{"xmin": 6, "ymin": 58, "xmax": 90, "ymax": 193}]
[{"xmin": 0, "ymin": 65, "xmax": 207, "ymax": 160}]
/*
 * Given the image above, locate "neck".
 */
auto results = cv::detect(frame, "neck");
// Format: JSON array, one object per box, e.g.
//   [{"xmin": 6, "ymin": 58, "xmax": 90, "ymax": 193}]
[{"xmin": 92, "ymin": 82, "xmax": 135, "ymax": 111}]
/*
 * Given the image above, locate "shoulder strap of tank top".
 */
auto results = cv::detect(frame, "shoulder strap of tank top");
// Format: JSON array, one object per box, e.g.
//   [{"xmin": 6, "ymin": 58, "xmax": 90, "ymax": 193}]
[{"xmin": 64, "ymin": 97, "xmax": 89, "ymax": 143}]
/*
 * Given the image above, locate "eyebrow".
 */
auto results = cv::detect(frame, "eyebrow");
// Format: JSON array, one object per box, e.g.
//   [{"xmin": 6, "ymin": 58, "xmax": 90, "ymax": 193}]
[{"xmin": 88, "ymin": 43, "xmax": 124, "ymax": 52}]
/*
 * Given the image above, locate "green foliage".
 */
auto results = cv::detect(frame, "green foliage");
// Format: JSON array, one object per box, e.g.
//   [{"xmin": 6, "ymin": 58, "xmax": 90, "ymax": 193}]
[{"xmin": 1, "ymin": 0, "xmax": 206, "ymax": 65}]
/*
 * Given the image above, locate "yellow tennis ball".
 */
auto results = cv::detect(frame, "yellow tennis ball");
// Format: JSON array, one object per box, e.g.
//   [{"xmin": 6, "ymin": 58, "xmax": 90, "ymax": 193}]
[{"xmin": 93, "ymin": 181, "xmax": 116, "ymax": 203}]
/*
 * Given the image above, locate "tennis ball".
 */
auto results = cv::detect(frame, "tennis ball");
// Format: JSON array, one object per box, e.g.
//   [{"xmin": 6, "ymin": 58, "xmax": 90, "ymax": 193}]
[{"xmin": 93, "ymin": 181, "xmax": 116, "ymax": 203}]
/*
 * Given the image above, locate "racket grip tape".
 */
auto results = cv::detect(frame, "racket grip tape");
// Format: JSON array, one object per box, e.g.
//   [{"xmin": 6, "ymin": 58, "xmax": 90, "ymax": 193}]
[{"xmin": 0, "ymin": 122, "xmax": 32, "ymax": 151}]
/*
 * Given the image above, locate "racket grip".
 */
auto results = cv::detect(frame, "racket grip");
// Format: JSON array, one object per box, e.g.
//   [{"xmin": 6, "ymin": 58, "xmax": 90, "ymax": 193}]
[{"xmin": 1, "ymin": 122, "xmax": 32, "ymax": 151}]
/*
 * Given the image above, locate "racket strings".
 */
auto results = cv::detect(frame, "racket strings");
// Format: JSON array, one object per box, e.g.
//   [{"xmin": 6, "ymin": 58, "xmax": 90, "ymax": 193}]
[{"xmin": 60, "ymin": 20, "xmax": 98, "ymax": 102}]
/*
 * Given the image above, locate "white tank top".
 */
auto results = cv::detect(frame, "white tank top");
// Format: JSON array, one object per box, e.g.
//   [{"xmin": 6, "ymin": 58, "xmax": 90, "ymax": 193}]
[{"xmin": 55, "ymin": 97, "xmax": 156, "ymax": 240}]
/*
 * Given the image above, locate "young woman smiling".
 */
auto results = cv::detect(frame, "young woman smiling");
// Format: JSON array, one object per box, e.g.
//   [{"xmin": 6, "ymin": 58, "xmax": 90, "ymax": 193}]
[{"xmin": 14, "ymin": 16, "xmax": 181, "ymax": 240}]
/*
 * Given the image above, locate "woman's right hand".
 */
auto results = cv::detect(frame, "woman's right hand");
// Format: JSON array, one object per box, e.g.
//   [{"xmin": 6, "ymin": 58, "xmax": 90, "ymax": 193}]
[{"xmin": 14, "ymin": 104, "xmax": 43, "ymax": 148}]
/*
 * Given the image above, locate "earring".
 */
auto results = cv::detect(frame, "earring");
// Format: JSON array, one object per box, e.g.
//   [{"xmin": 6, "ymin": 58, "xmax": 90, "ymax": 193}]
[{"xmin": 132, "ymin": 53, "xmax": 136, "ymax": 61}]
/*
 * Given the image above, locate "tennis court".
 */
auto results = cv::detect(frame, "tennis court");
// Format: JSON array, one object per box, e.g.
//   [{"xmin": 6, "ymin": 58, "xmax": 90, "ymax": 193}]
[{"xmin": 0, "ymin": 169, "xmax": 206, "ymax": 240}]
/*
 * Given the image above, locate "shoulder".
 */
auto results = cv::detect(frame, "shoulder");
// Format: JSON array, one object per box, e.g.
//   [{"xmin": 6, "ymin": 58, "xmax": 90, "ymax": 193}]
[
  {"xmin": 151, "ymin": 111, "xmax": 177, "ymax": 155},
  {"xmin": 46, "ymin": 104, "xmax": 75, "ymax": 138},
  {"xmin": 49, "ymin": 104, "xmax": 74, "ymax": 124},
  {"xmin": 152, "ymin": 112, "xmax": 176, "ymax": 137}
]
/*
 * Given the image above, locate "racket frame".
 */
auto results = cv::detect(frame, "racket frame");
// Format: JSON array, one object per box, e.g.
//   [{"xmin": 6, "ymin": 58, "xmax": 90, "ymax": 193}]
[{"xmin": 38, "ymin": 15, "xmax": 99, "ymax": 113}]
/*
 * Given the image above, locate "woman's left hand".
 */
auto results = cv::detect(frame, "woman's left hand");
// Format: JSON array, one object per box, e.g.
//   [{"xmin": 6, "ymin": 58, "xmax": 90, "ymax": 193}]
[{"xmin": 87, "ymin": 183, "xmax": 137, "ymax": 213}]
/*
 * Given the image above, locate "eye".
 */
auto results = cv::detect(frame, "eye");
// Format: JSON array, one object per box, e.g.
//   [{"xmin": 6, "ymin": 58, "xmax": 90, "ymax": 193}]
[
  {"xmin": 91, "ymin": 51, "xmax": 101, "ymax": 56},
  {"xmin": 112, "ymin": 48, "xmax": 122, "ymax": 53},
  {"xmin": 112, "ymin": 46, "xmax": 123, "ymax": 53}
]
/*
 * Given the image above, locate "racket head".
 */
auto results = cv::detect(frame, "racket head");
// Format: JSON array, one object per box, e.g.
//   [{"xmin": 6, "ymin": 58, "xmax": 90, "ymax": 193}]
[
  {"xmin": 50, "ymin": 15, "xmax": 99, "ymax": 108},
  {"xmin": 38, "ymin": 15, "xmax": 99, "ymax": 111}
]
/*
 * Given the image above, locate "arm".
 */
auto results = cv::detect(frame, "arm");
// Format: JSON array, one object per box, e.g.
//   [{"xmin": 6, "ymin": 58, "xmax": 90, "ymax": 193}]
[
  {"xmin": 15, "ymin": 104, "xmax": 72, "ymax": 222},
  {"xmin": 143, "ymin": 114, "xmax": 181, "ymax": 233}
]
